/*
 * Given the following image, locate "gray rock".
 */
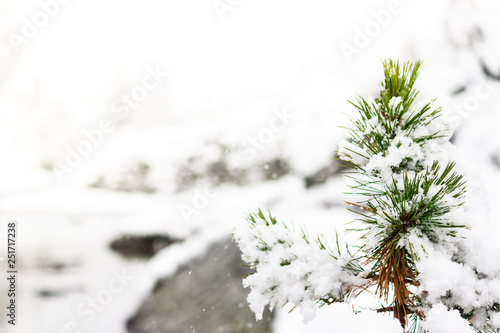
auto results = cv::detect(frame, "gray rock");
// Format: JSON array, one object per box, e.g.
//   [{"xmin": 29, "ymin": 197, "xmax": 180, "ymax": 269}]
[
  {"xmin": 110, "ymin": 234, "xmax": 181, "ymax": 259},
  {"xmin": 127, "ymin": 237, "xmax": 273, "ymax": 333},
  {"xmin": 91, "ymin": 162, "xmax": 157, "ymax": 193}
]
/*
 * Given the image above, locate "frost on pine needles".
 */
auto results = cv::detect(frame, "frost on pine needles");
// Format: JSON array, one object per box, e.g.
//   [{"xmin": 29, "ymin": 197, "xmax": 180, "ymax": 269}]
[
  {"xmin": 234, "ymin": 209, "xmax": 365, "ymax": 322},
  {"xmin": 235, "ymin": 60, "xmax": 500, "ymax": 332}
]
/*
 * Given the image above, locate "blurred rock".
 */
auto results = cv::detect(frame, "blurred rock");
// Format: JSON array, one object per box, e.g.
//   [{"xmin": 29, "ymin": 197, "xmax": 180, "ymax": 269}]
[
  {"xmin": 110, "ymin": 234, "xmax": 181, "ymax": 259},
  {"xmin": 260, "ymin": 158, "xmax": 291, "ymax": 181},
  {"xmin": 36, "ymin": 287, "xmax": 83, "ymax": 298},
  {"xmin": 175, "ymin": 142, "xmax": 292, "ymax": 192},
  {"xmin": 303, "ymin": 152, "xmax": 351, "ymax": 188},
  {"xmin": 304, "ymin": 161, "xmax": 339, "ymax": 188},
  {"xmin": 482, "ymin": 60, "xmax": 500, "ymax": 80},
  {"xmin": 127, "ymin": 238, "xmax": 273, "ymax": 333},
  {"xmin": 37, "ymin": 258, "xmax": 82, "ymax": 273},
  {"xmin": 92, "ymin": 162, "xmax": 157, "ymax": 193},
  {"xmin": 491, "ymin": 152, "xmax": 500, "ymax": 169}
]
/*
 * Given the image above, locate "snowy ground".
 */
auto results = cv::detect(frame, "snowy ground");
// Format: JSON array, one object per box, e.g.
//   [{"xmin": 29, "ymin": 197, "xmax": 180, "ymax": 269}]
[{"xmin": 0, "ymin": 0, "xmax": 500, "ymax": 332}]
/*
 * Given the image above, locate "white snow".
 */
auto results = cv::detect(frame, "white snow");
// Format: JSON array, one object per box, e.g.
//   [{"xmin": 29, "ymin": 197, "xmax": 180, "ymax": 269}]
[
  {"xmin": 301, "ymin": 303, "xmax": 403, "ymax": 333},
  {"xmin": 423, "ymin": 304, "xmax": 475, "ymax": 333},
  {"xmin": 235, "ymin": 210, "xmax": 365, "ymax": 321},
  {"xmin": 0, "ymin": 0, "xmax": 500, "ymax": 332}
]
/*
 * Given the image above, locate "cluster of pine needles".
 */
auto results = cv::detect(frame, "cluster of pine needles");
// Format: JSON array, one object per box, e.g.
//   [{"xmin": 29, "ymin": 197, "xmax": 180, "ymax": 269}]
[
  {"xmin": 240, "ymin": 60, "xmax": 479, "ymax": 332},
  {"xmin": 340, "ymin": 60, "xmax": 467, "ymax": 330}
]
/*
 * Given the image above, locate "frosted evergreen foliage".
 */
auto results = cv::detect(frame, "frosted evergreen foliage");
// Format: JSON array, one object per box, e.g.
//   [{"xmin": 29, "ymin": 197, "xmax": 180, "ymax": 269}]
[
  {"xmin": 234, "ymin": 60, "xmax": 500, "ymax": 333},
  {"xmin": 234, "ymin": 210, "xmax": 365, "ymax": 322}
]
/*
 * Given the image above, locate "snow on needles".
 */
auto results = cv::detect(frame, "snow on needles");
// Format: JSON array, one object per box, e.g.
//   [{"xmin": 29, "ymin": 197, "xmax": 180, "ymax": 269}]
[
  {"xmin": 234, "ymin": 210, "xmax": 365, "ymax": 322},
  {"xmin": 337, "ymin": 61, "xmax": 500, "ymax": 331},
  {"xmin": 236, "ymin": 61, "xmax": 500, "ymax": 332}
]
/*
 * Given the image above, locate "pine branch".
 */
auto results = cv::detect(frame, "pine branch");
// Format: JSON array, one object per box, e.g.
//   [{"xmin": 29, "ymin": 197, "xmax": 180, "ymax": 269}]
[
  {"xmin": 234, "ymin": 209, "xmax": 365, "ymax": 320},
  {"xmin": 339, "ymin": 60, "xmax": 468, "ymax": 329},
  {"xmin": 235, "ymin": 60, "xmax": 500, "ymax": 332}
]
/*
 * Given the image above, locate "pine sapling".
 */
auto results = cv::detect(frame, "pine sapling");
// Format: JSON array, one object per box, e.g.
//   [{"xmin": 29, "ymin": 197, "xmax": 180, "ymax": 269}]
[
  {"xmin": 338, "ymin": 60, "xmax": 467, "ymax": 328},
  {"xmin": 235, "ymin": 60, "xmax": 500, "ymax": 332}
]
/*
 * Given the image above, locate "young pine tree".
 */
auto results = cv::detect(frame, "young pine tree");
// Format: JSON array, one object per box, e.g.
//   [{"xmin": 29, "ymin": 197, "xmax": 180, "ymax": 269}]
[{"xmin": 234, "ymin": 60, "xmax": 500, "ymax": 332}]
